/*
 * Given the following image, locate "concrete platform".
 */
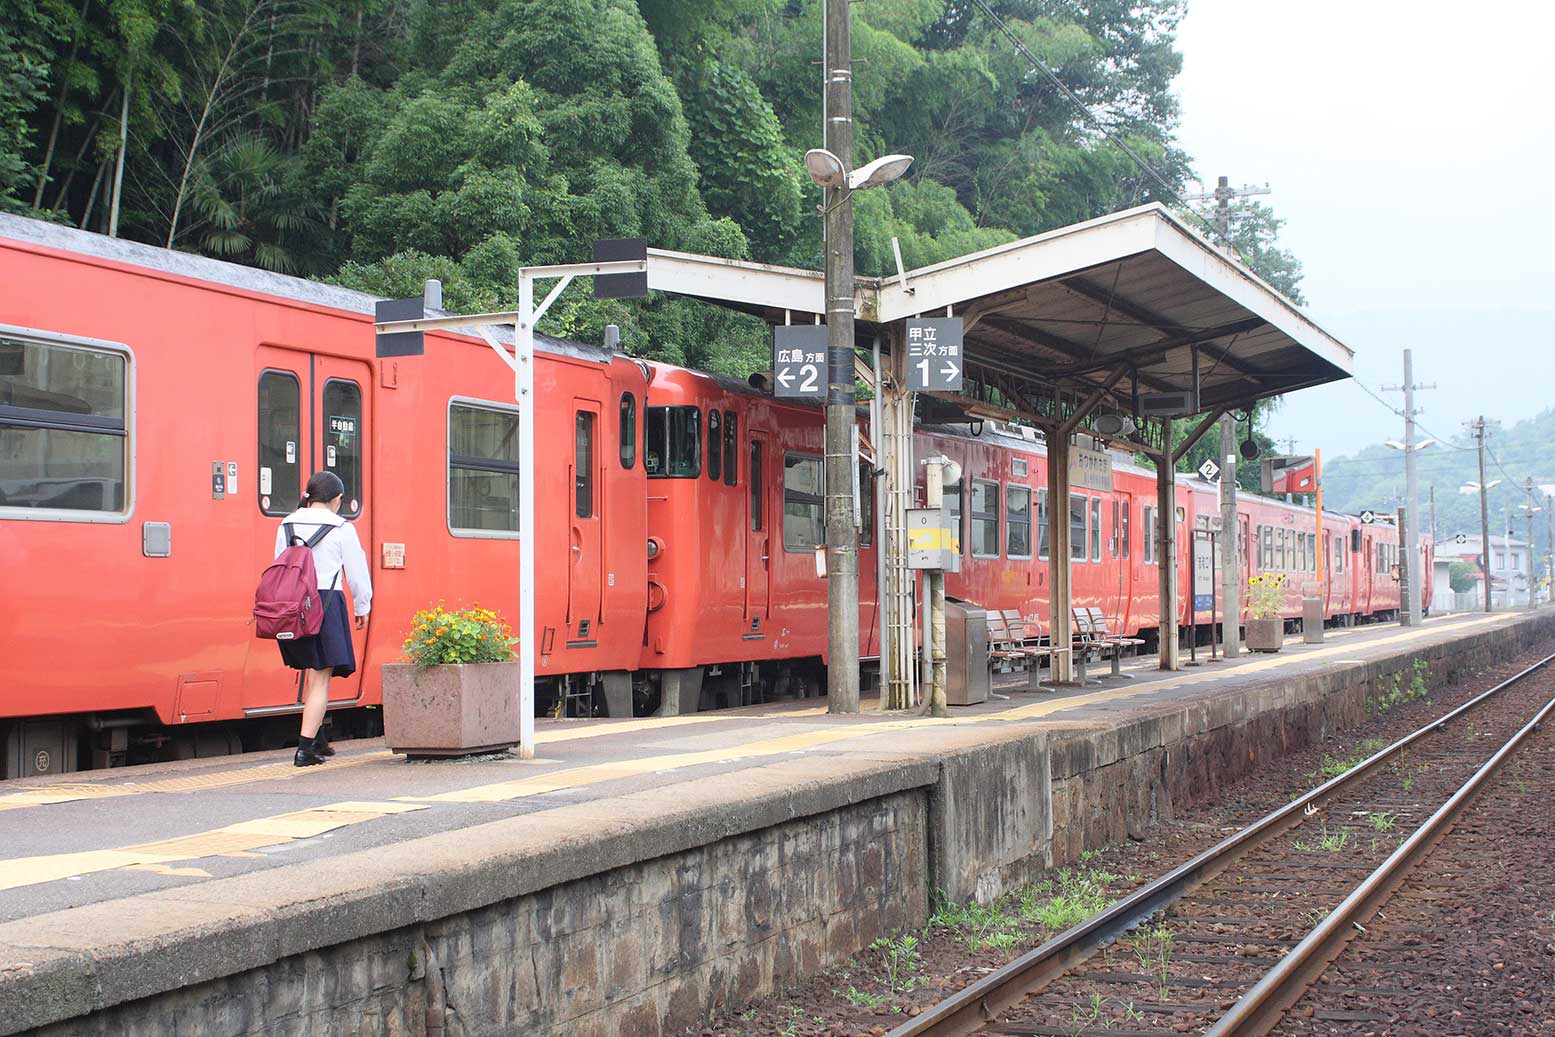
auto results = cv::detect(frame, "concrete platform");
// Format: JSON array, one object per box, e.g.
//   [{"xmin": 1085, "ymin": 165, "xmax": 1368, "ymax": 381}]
[{"xmin": 2, "ymin": 609, "xmax": 1550, "ymax": 1035}]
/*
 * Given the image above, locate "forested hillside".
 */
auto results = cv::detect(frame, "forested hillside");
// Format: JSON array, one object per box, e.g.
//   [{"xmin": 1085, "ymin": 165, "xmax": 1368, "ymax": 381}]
[
  {"xmin": 1320, "ymin": 409, "xmax": 1555, "ymax": 546},
  {"xmin": 0, "ymin": 0, "xmax": 1303, "ymax": 380}
]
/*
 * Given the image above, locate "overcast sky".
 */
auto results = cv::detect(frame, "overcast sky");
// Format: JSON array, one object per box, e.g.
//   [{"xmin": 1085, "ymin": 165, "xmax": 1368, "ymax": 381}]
[{"xmin": 1173, "ymin": 0, "xmax": 1555, "ymax": 462}]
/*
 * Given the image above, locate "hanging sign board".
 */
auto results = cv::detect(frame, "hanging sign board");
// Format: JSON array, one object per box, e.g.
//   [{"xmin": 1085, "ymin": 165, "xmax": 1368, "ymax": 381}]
[
  {"xmin": 906, "ymin": 507, "xmax": 961, "ymax": 572},
  {"xmin": 1069, "ymin": 437, "xmax": 1114, "ymax": 492},
  {"xmin": 592, "ymin": 238, "xmax": 649, "ymax": 299},
  {"xmin": 375, "ymin": 297, "xmax": 424, "ymax": 357},
  {"xmin": 904, "ymin": 318, "xmax": 964, "ymax": 391},
  {"xmin": 1197, "ymin": 458, "xmax": 1220, "ymax": 483},
  {"xmin": 772, "ymin": 325, "xmax": 828, "ymax": 399},
  {"xmin": 1262, "ymin": 455, "xmax": 1316, "ymax": 494}
]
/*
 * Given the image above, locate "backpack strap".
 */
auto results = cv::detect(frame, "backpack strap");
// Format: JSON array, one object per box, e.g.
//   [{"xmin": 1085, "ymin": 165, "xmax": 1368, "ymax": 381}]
[{"xmin": 303, "ymin": 523, "xmax": 336, "ymax": 549}]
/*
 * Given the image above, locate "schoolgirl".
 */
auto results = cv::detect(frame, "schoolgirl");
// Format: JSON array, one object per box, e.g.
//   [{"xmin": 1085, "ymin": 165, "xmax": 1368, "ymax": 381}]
[{"xmin": 274, "ymin": 471, "xmax": 373, "ymax": 766}]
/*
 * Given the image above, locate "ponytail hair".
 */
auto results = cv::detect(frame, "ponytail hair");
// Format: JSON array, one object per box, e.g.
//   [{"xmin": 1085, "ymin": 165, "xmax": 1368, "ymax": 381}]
[{"xmin": 301, "ymin": 470, "xmax": 345, "ymax": 506}]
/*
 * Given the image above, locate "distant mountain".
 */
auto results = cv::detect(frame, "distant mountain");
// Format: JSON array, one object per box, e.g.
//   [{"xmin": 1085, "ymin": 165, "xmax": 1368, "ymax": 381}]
[{"xmin": 1319, "ymin": 409, "xmax": 1555, "ymax": 549}]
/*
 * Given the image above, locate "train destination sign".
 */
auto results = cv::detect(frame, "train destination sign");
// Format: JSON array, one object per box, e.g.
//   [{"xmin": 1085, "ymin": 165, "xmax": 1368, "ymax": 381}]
[
  {"xmin": 772, "ymin": 325, "xmax": 829, "ymax": 398},
  {"xmin": 905, "ymin": 318, "xmax": 964, "ymax": 391}
]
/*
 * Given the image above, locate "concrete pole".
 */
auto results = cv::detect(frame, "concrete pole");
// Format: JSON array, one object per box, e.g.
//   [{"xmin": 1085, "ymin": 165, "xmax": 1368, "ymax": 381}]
[
  {"xmin": 1158, "ymin": 420, "xmax": 1180, "ymax": 670},
  {"xmin": 1475, "ymin": 417, "xmax": 1492, "ymax": 613},
  {"xmin": 1399, "ymin": 350, "xmax": 1421, "ymax": 626},
  {"xmin": 1046, "ymin": 434, "xmax": 1074, "ymax": 683},
  {"xmin": 925, "ymin": 460, "xmax": 947, "ymax": 718},
  {"xmin": 1219, "ymin": 414, "xmax": 1240, "ymax": 656},
  {"xmin": 823, "ymin": 0, "xmax": 859, "ymax": 712}
]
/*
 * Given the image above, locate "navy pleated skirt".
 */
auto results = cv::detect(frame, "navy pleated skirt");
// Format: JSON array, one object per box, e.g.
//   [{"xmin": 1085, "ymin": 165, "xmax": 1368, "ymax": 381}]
[{"xmin": 278, "ymin": 590, "xmax": 356, "ymax": 677}]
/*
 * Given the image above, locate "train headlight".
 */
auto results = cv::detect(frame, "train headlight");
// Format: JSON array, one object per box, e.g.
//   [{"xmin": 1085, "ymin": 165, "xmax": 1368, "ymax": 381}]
[{"xmin": 647, "ymin": 537, "xmax": 664, "ymax": 560}]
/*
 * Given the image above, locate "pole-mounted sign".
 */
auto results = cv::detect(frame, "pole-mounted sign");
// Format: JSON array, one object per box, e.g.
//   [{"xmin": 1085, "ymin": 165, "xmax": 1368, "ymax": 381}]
[
  {"xmin": 1197, "ymin": 458, "xmax": 1221, "ymax": 483},
  {"xmin": 905, "ymin": 317, "xmax": 963, "ymax": 391},
  {"xmin": 374, "ymin": 297, "xmax": 425, "ymax": 357},
  {"xmin": 1360, "ymin": 509, "xmax": 1376, "ymax": 525},
  {"xmin": 593, "ymin": 238, "xmax": 649, "ymax": 299},
  {"xmin": 773, "ymin": 325, "xmax": 829, "ymax": 399}
]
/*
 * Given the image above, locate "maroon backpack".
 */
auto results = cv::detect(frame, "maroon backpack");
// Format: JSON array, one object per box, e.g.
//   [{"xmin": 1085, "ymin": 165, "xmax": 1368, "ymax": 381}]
[{"xmin": 252, "ymin": 523, "xmax": 338, "ymax": 640}]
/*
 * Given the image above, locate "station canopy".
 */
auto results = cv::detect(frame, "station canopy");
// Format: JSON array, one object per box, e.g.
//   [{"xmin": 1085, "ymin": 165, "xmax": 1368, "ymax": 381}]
[{"xmin": 645, "ymin": 203, "xmax": 1352, "ymax": 448}]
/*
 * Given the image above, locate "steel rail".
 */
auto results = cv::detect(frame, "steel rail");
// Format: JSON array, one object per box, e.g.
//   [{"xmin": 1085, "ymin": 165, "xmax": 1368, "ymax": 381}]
[
  {"xmin": 1207, "ymin": 661, "xmax": 1555, "ymax": 1036},
  {"xmin": 887, "ymin": 650, "xmax": 1555, "ymax": 1037}
]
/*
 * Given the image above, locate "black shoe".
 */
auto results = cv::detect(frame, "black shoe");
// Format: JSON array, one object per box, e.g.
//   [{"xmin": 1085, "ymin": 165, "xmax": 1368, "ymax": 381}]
[
  {"xmin": 294, "ymin": 735, "xmax": 327, "ymax": 767},
  {"xmin": 315, "ymin": 729, "xmax": 336, "ymax": 756}
]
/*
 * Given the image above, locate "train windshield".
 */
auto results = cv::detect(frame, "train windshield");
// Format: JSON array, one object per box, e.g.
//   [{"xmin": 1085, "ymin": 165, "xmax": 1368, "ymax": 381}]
[{"xmin": 644, "ymin": 406, "xmax": 701, "ymax": 478}]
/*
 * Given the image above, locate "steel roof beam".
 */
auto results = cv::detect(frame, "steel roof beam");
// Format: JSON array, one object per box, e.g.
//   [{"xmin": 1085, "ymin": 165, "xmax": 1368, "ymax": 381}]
[
  {"xmin": 978, "ymin": 316, "xmax": 1180, "ymax": 396},
  {"xmin": 1060, "ymin": 276, "xmax": 1275, "ymax": 379}
]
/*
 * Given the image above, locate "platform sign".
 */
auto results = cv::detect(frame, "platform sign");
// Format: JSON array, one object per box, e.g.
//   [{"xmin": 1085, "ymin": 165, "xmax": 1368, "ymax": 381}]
[
  {"xmin": 772, "ymin": 325, "xmax": 828, "ymax": 399},
  {"xmin": 592, "ymin": 237, "xmax": 649, "ymax": 299},
  {"xmin": 1360, "ymin": 510, "xmax": 1376, "ymax": 525},
  {"xmin": 905, "ymin": 318, "xmax": 964, "ymax": 391},
  {"xmin": 1262, "ymin": 455, "xmax": 1316, "ymax": 495},
  {"xmin": 1193, "ymin": 529, "xmax": 1215, "ymax": 613},
  {"xmin": 1455, "ymin": 532, "xmax": 1468, "ymax": 545},
  {"xmin": 1198, "ymin": 458, "xmax": 1220, "ymax": 483},
  {"xmin": 374, "ymin": 296, "xmax": 424, "ymax": 357}
]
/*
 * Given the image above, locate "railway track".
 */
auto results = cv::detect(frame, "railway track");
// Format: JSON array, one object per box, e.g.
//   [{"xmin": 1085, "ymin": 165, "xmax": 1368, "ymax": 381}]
[{"xmin": 889, "ymin": 651, "xmax": 1555, "ymax": 1037}]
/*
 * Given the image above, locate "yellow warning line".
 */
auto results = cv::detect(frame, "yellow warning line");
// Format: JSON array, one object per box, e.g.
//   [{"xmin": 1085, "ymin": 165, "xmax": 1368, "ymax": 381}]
[
  {"xmin": 0, "ymin": 704, "xmax": 831, "ymax": 813},
  {"xmin": 0, "ymin": 801, "xmax": 426, "ymax": 892}
]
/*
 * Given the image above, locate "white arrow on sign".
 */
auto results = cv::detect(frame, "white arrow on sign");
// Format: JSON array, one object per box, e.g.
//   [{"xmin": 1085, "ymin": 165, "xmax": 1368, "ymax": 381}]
[
  {"xmin": 941, "ymin": 361, "xmax": 960, "ymax": 381},
  {"xmin": 776, "ymin": 369, "xmax": 794, "ymax": 388}
]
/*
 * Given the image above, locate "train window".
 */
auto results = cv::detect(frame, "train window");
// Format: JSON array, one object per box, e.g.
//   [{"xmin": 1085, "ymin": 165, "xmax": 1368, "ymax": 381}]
[
  {"xmin": 322, "ymin": 380, "xmax": 362, "ymax": 518},
  {"xmin": 1036, "ymin": 488, "xmax": 1049, "ymax": 559},
  {"xmin": 946, "ymin": 483, "xmax": 964, "ymax": 554},
  {"xmin": 1006, "ymin": 485, "xmax": 1032, "ymax": 559},
  {"xmin": 1297, "ymin": 532, "xmax": 1306, "ymax": 572},
  {"xmin": 859, "ymin": 460, "xmax": 874, "ymax": 548},
  {"xmin": 1261, "ymin": 526, "xmax": 1273, "ymax": 569},
  {"xmin": 707, "ymin": 410, "xmax": 721, "ymax": 482},
  {"xmin": 783, "ymin": 453, "xmax": 824, "ymax": 550},
  {"xmin": 1336, "ymin": 537, "xmax": 1344, "ymax": 573},
  {"xmin": 749, "ymin": 440, "xmax": 763, "ymax": 531},
  {"xmin": 1143, "ymin": 505, "xmax": 1155, "ymax": 564},
  {"xmin": 619, "ymin": 393, "xmax": 636, "ymax": 469},
  {"xmin": 723, "ymin": 411, "xmax": 737, "ymax": 486},
  {"xmin": 1121, "ymin": 502, "xmax": 1131, "ymax": 560},
  {"xmin": 1069, "ymin": 493, "xmax": 1087, "ymax": 561},
  {"xmin": 644, "ymin": 406, "xmax": 700, "ymax": 478},
  {"xmin": 971, "ymin": 480, "xmax": 1000, "ymax": 558},
  {"xmin": 1109, "ymin": 500, "xmax": 1120, "ymax": 558},
  {"xmin": 574, "ymin": 410, "xmax": 594, "ymax": 518},
  {"xmin": 1090, "ymin": 497, "xmax": 1102, "ymax": 562},
  {"xmin": 449, "ymin": 402, "xmax": 519, "ymax": 533},
  {"xmin": 258, "ymin": 370, "xmax": 301, "ymax": 515},
  {"xmin": 1308, "ymin": 535, "xmax": 1317, "ymax": 573},
  {"xmin": 0, "ymin": 335, "xmax": 128, "ymax": 515}
]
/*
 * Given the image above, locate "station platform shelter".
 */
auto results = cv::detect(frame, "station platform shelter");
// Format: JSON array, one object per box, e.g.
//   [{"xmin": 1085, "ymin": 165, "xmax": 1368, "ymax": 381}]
[{"xmin": 2, "ymin": 608, "xmax": 1550, "ymax": 1036}]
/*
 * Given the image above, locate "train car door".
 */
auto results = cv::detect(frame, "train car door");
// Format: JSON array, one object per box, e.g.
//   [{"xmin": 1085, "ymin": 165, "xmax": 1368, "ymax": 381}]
[
  {"xmin": 745, "ymin": 431, "xmax": 770, "ymax": 626},
  {"xmin": 567, "ymin": 400, "xmax": 603, "ymax": 641},
  {"xmin": 1107, "ymin": 494, "xmax": 1130, "ymax": 628},
  {"xmin": 1360, "ymin": 530, "xmax": 1374, "ymax": 615},
  {"xmin": 245, "ymin": 348, "xmax": 372, "ymax": 713}
]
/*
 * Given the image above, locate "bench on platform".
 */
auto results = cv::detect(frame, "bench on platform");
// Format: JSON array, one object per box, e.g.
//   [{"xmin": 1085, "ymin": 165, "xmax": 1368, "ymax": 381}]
[
  {"xmin": 987, "ymin": 609, "xmax": 1068, "ymax": 692},
  {"xmin": 1072, "ymin": 606, "xmax": 1145, "ymax": 683}
]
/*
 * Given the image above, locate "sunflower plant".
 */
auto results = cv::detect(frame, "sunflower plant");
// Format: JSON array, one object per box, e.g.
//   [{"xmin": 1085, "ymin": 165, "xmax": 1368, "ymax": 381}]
[
  {"xmin": 1247, "ymin": 573, "xmax": 1289, "ymax": 620},
  {"xmin": 402, "ymin": 602, "xmax": 516, "ymax": 667}
]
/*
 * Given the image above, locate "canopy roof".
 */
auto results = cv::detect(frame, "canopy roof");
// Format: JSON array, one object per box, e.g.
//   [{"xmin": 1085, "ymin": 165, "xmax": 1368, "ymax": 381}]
[{"xmin": 647, "ymin": 203, "xmax": 1352, "ymax": 438}]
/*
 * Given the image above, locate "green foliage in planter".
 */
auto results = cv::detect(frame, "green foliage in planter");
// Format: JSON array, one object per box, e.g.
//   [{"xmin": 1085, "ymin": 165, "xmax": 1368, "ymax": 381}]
[{"xmin": 402, "ymin": 603, "xmax": 517, "ymax": 667}]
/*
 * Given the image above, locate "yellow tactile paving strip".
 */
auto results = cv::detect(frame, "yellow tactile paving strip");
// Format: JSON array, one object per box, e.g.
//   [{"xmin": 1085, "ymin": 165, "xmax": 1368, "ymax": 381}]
[
  {"xmin": 0, "ymin": 801, "xmax": 427, "ymax": 893},
  {"xmin": 0, "ymin": 704, "xmax": 834, "ymax": 813},
  {"xmin": 0, "ymin": 614, "xmax": 1513, "ymax": 892}
]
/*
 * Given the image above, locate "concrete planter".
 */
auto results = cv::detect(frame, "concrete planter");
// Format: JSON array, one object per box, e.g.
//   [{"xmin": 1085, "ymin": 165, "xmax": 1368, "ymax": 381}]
[
  {"xmin": 1246, "ymin": 617, "xmax": 1284, "ymax": 653},
  {"xmin": 381, "ymin": 662, "xmax": 520, "ymax": 756}
]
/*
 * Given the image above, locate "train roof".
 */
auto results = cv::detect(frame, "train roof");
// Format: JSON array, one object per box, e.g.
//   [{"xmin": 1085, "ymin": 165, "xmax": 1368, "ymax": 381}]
[{"xmin": 0, "ymin": 213, "xmax": 613, "ymax": 366}]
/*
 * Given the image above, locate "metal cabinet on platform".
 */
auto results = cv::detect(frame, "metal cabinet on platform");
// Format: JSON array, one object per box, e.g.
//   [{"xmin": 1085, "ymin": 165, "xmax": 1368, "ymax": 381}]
[{"xmin": 943, "ymin": 597, "xmax": 990, "ymax": 705}]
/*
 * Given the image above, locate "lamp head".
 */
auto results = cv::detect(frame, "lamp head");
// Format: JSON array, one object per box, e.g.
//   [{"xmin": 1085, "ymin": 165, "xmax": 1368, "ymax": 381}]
[
  {"xmin": 847, "ymin": 153, "xmax": 914, "ymax": 191},
  {"xmin": 803, "ymin": 149, "xmax": 846, "ymax": 189}
]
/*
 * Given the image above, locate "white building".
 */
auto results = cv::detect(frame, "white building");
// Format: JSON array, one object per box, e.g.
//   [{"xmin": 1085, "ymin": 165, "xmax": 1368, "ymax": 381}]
[{"xmin": 1434, "ymin": 533, "xmax": 1533, "ymax": 611}]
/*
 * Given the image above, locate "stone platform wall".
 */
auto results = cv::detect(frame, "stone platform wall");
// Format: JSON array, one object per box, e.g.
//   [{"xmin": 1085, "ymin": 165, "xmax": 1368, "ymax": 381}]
[{"xmin": 12, "ymin": 611, "xmax": 1554, "ymax": 1037}]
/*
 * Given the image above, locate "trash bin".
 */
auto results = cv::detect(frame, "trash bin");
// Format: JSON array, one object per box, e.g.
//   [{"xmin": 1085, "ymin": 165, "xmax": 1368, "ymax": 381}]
[
  {"xmin": 943, "ymin": 597, "xmax": 990, "ymax": 705},
  {"xmin": 1302, "ymin": 595, "xmax": 1325, "ymax": 643}
]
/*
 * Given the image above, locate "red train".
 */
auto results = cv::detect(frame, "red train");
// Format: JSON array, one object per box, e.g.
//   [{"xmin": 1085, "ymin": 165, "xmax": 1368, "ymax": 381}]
[{"xmin": 0, "ymin": 215, "xmax": 1428, "ymax": 777}]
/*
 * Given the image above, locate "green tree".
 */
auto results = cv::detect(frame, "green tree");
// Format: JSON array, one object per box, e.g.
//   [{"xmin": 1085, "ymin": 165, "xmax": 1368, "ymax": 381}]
[{"xmin": 0, "ymin": 0, "xmax": 62, "ymax": 211}]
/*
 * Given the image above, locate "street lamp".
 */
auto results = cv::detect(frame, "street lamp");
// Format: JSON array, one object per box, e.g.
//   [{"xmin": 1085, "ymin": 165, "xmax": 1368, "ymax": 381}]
[
  {"xmin": 1385, "ymin": 438, "xmax": 1436, "ymax": 451},
  {"xmin": 804, "ymin": 149, "xmax": 914, "ymax": 193}
]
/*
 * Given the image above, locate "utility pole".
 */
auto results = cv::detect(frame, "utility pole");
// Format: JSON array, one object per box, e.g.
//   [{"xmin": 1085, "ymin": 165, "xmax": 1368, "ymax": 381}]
[
  {"xmin": 1524, "ymin": 479, "xmax": 1535, "ymax": 607},
  {"xmin": 1382, "ymin": 350, "xmax": 1434, "ymax": 626},
  {"xmin": 1470, "ymin": 417, "xmax": 1492, "ymax": 613},
  {"xmin": 1278, "ymin": 435, "xmax": 1298, "ymax": 503},
  {"xmin": 822, "ymin": 0, "xmax": 860, "ymax": 712},
  {"xmin": 1182, "ymin": 175, "xmax": 1272, "ymax": 254},
  {"xmin": 1219, "ymin": 413, "xmax": 1240, "ymax": 656},
  {"xmin": 1429, "ymin": 485, "xmax": 1437, "ymax": 542}
]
